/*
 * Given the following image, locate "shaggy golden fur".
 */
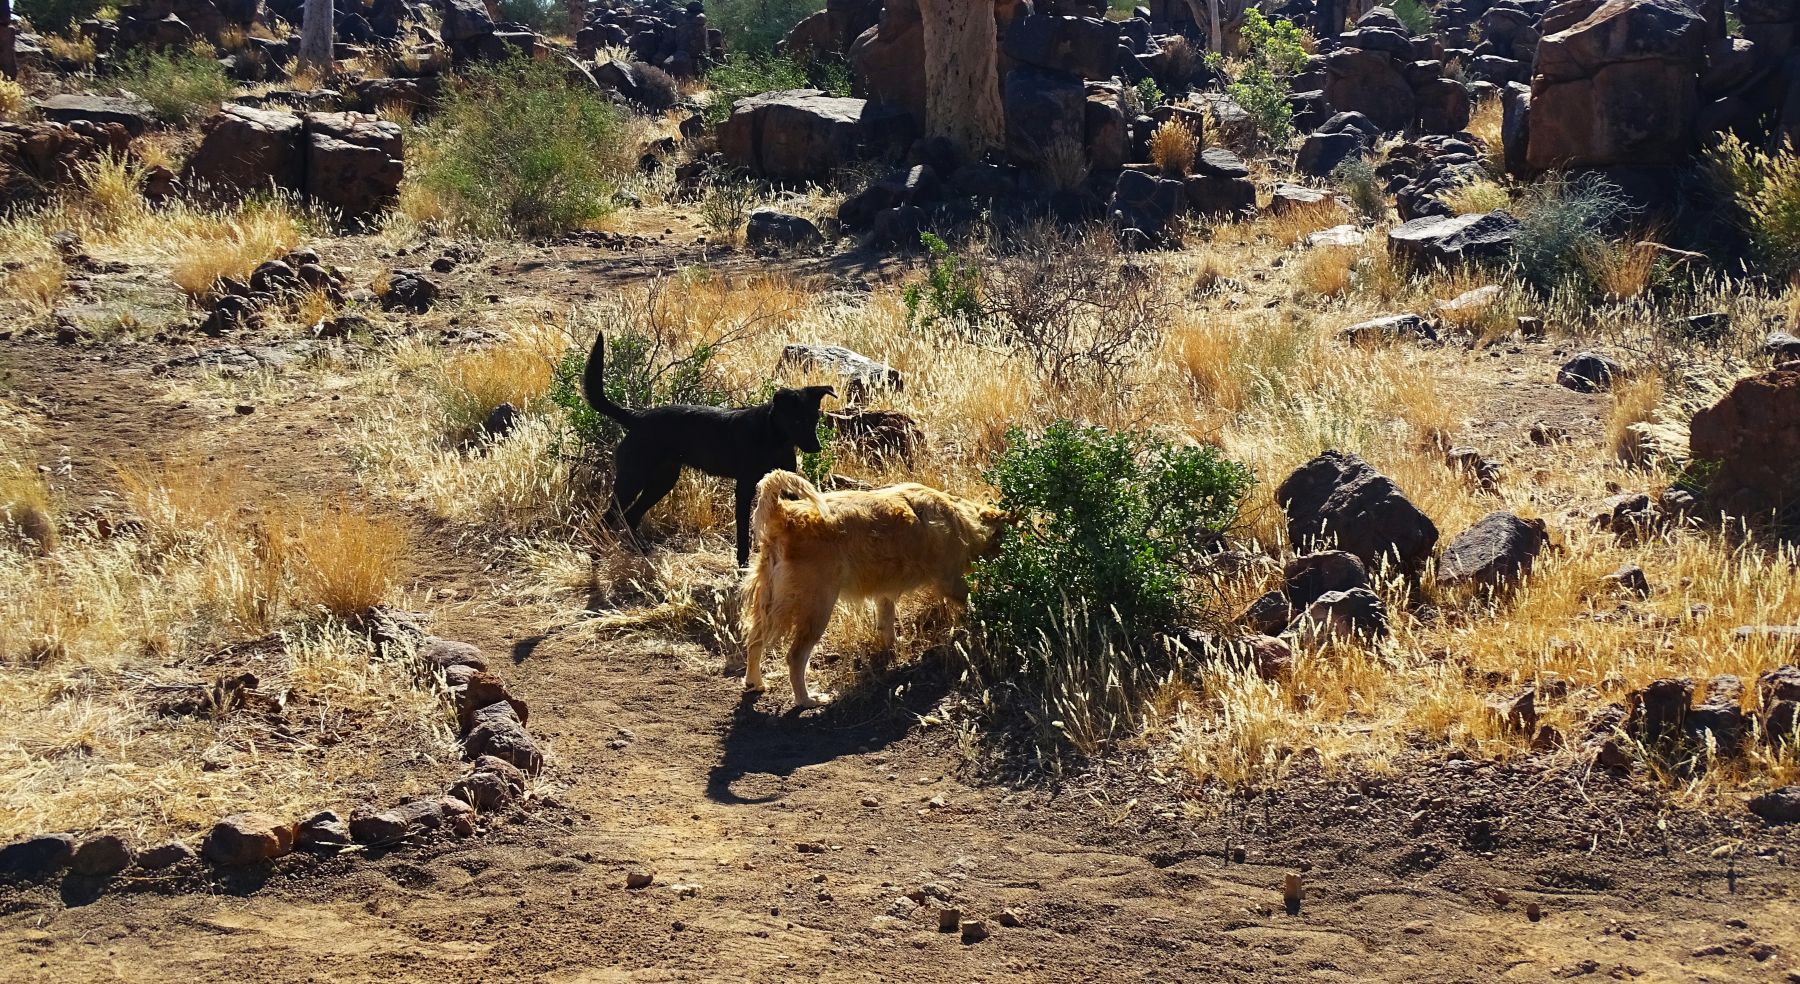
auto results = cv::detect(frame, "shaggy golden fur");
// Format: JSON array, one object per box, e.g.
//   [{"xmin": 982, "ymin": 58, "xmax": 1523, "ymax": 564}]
[{"xmin": 741, "ymin": 471, "xmax": 1008, "ymax": 708}]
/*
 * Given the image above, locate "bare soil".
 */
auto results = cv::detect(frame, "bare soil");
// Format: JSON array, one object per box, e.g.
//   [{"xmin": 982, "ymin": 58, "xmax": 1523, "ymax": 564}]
[{"xmin": 3, "ymin": 239, "xmax": 1798, "ymax": 984}]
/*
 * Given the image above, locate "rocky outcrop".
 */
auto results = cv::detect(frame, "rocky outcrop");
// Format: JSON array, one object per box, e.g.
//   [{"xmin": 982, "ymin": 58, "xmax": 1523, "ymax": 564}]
[
  {"xmin": 1525, "ymin": 0, "xmax": 1707, "ymax": 171},
  {"xmin": 717, "ymin": 90, "xmax": 876, "ymax": 182},
  {"xmin": 1277, "ymin": 450, "xmax": 1440, "ymax": 576},
  {"xmin": 1688, "ymin": 367, "xmax": 1800, "ymax": 524},
  {"xmin": 182, "ymin": 107, "xmax": 403, "ymax": 223},
  {"xmin": 1435, "ymin": 511, "xmax": 1549, "ymax": 590},
  {"xmin": 0, "ymin": 120, "xmax": 133, "ymax": 204}
]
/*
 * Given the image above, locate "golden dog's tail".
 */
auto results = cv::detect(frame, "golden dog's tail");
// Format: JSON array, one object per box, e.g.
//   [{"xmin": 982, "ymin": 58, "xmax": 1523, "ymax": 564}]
[{"xmin": 741, "ymin": 470, "xmax": 825, "ymax": 657}]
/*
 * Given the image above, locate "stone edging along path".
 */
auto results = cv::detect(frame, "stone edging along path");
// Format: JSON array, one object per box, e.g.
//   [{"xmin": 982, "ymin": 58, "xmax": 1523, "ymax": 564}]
[{"xmin": 0, "ymin": 609, "xmax": 545, "ymax": 895}]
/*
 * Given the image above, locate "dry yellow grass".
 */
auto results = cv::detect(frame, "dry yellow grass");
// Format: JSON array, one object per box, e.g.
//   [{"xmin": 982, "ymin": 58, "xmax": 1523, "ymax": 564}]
[
  {"xmin": 1468, "ymin": 96, "xmax": 1505, "ymax": 174},
  {"xmin": 1584, "ymin": 238, "xmax": 1666, "ymax": 301},
  {"xmin": 0, "ymin": 79, "xmax": 25, "ymax": 119},
  {"xmin": 1292, "ymin": 245, "xmax": 1355, "ymax": 297},
  {"xmin": 1440, "ymin": 176, "xmax": 1511, "ymax": 215},
  {"xmin": 0, "ymin": 453, "xmax": 454, "ymax": 841},
  {"xmin": 1150, "ymin": 118, "xmax": 1198, "ymax": 176},
  {"xmin": 0, "ymin": 461, "xmax": 58, "ymax": 555},
  {"xmin": 41, "ymin": 32, "xmax": 98, "ymax": 68},
  {"xmin": 1608, "ymin": 372, "xmax": 1666, "ymax": 466}
]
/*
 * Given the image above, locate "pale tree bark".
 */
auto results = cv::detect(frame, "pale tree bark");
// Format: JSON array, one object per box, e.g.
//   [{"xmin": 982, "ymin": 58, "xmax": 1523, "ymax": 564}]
[
  {"xmin": 2, "ymin": 0, "xmax": 17, "ymax": 81},
  {"xmin": 916, "ymin": 0, "xmax": 1005, "ymax": 162},
  {"xmin": 1183, "ymin": 0, "xmax": 1245, "ymax": 55},
  {"xmin": 298, "ymin": 0, "xmax": 334, "ymax": 75}
]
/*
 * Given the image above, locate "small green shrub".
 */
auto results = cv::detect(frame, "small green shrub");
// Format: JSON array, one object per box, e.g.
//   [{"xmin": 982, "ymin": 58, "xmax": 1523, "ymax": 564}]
[
  {"xmin": 109, "ymin": 47, "xmax": 231, "ymax": 124},
  {"xmin": 971, "ymin": 422, "xmax": 1253, "ymax": 749},
  {"xmin": 902, "ymin": 233, "xmax": 985, "ymax": 331},
  {"xmin": 706, "ymin": 0, "xmax": 825, "ymax": 56},
  {"xmin": 1128, "ymin": 77, "xmax": 1164, "ymax": 115},
  {"xmin": 1510, "ymin": 172, "xmax": 1631, "ymax": 294},
  {"xmin": 497, "ymin": 0, "xmax": 567, "ymax": 35},
  {"xmin": 1391, "ymin": 0, "xmax": 1438, "ymax": 36},
  {"xmin": 1224, "ymin": 10, "xmax": 1308, "ymax": 147},
  {"xmin": 417, "ymin": 56, "xmax": 635, "ymax": 237},
  {"xmin": 1332, "ymin": 155, "xmax": 1385, "ymax": 221},
  {"xmin": 702, "ymin": 51, "xmax": 847, "ymax": 126},
  {"xmin": 1704, "ymin": 133, "xmax": 1800, "ymax": 278},
  {"xmin": 697, "ymin": 176, "xmax": 757, "ymax": 240},
  {"xmin": 17, "ymin": 0, "xmax": 105, "ymax": 32},
  {"xmin": 548, "ymin": 332, "xmax": 733, "ymax": 457}
]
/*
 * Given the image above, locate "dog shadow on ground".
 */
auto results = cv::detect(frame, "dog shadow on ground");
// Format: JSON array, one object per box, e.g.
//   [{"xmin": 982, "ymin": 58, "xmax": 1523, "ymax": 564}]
[{"xmin": 704, "ymin": 649, "xmax": 959, "ymax": 806}]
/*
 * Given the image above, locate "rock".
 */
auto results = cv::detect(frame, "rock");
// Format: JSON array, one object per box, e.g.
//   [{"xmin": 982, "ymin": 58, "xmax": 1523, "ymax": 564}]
[
  {"xmin": 203, "ymin": 813, "xmax": 296, "ymax": 866},
  {"xmin": 450, "ymin": 755, "xmax": 528, "ymax": 810},
  {"xmin": 440, "ymin": 0, "xmax": 495, "ymax": 43},
  {"xmin": 1749, "ymin": 786, "xmax": 1800, "ymax": 822},
  {"xmin": 780, "ymin": 343, "xmax": 901, "ymax": 397},
  {"xmin": 747, "ymin": 210, "xmax": 824, "ymax": 250},
  {"xmin": 1243, "ymin": 590, "xmax": 1294, "ymax": 635},
  {"xmin": 1436, "ymin": 512, "xmax": 1549, "ymax": 590},
  {"xmin": 420, "ymin": 637, "xmax": 487, "ymax": 671},
  {"xmin": 1489, "ymin": 685, "xmax": 1538, "ymax": 733},
  {"xmin": 1277, "ymin": 450, "xmax": 1439, "ymax": 575},
  {"xmin": 1341, "ymin": 313, "xmax": 1437, "ymax": 345},
  {"xmin": 1286, "ymin": 587, "xmax": 1389, "ymax": 643},
  {"xmin": 33, "ymin": 94, "xmax": 157, "ymax": 137},
  {"xmin": 1184, "ymin": 174, "xmax": 1256, "ymax": 216},
  {"xmin": 1325, "ymin": 47, "xmax": 1415, "ymax": 132},
  {"xmin": 136, "ymin": 841, "xmax": 196, "ymax": 869},
  {"xmin": 181, "ymin": 106, "xmax": 304, "ymax": 201},
  {"xmin": 1004, "ymin": 13, "xmax": 1119, "ymax": 80},
  {"xmin": 1627, "ymin": 677, "xmax": 1694, "ymax": 742},
  {"xmin": 1298, "ymin": 130, "xmax": 1366, "ymax": 176},
  {"xmin": 995, "ymin": 907, "xmax": 1024, "ymax": 927},
  {"xmin": 1416, "ymin": 77, "xmax": 1472, "ymax": 133},
  {"xmin": 825, "ymin": 408, "xmax": 924, "ymax": 462},
  {"xmin": 1605, "ymin": 564, "xmax": 1651, "ymax": 597},
  {"xmin": 961, "ymin": 919, "xmax": 991, "ymax": 944},
  {"xmin": 1758, "ymin": 665, "xmax": 1800, "ymax": 744},
  {"xmin": 1527, "ymin": 0, "xmax": 1706, "ymax": 171},
  {"xmin": 626, "ymin": 870, "xmax": 654, "ymax": 889},
  {"xmin": 296, "ymin": 810, "xmax": 353, "ymax": 848},
  {"xmin": 1687, "ymin": 368, "xmax": 1800, "ymax": 522},
  {"xmin": 1243, "ymin": 634, "xmax": 1294, "ymax": 680},
  {"xmin": 1307, "ymin": 224, "xmax": 1366, "ymax": 248},
  {"xmin": 1110, "ymin": 168, "xmax": 1187, "ymax": 241},
  {"xmin": 1444, "ymin": 446, "xmax": 1502, "ymax": 491},
  {"xmin": 0, "ymin": 835, "xmax": 75, "ymax": 881},
  {"xmin": 69, "ymin": 835, "xmax": 132, "ymax": 877},
  {"xmin": 1194, "ymin": 147, "xmax": 1250, "ymax": 179},
  {"xmin": 1689, "ymin": 675, "xmax": 1748, "ymax": 752},
  {"xmin": 303, "ymin": 112, "xmax": 405, "ymax": 224},
  {"xmin": 1556, "ymin": 352, "xmax": 1622, "ymax": 392},
  {"xmin": 937, "ymin": 907, "xmax": 962, "ymax": 932},
  {"xmin": 717, "ymin": 90, "xmax": 872, "ymax": 182},
  {"xmin": 1005, "ymin": 65, "xmax": 1089, "ymax": 170},
  {"xmin": 382, "ymin": 269, "xmax": 440, "ymax": 313},
  {"xmin": 350, "ymin": 798, "xmax": 445, "ymax": 845},
  {"xmin": 1388, "ymin": 211, "xmax": 1521, "ymax": 266},
  {"xmin": 1283, "ymin": 550, "xmax": 1370, "ymax": 608},
  {"xmin": 1270, "ymin": 183, "xmax": 1332, "ymax": 215},
  {"xmin": 441, "ymin": 796, "xmax": 477, "ymax": 837},
  {"xmin": 463, "ymin": 701, "xmax": 544, "ymax": 773},
  {"xmin": 452, "ymin": 671, "xmax": 529, "ymax": 730},
  {"xmin": 480, "ymin": 403, "xmax": 519, "ymax": 441},
  {"xmin": 1766, "ymin": 332, "xmax": 1800, "ymax": 364}
]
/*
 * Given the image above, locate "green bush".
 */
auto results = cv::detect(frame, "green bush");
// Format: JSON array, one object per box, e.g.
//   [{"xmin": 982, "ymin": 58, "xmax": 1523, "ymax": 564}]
[
  {"xmin": 417, "ymin": 56, "xmax": 635, "ymax": 238},
  {"xmin": 902, "ymin": 233, "xmax": 985, "ymax": 331},
  {"xmin": 1225, "ymin": 10, "xmax": 1308, "ymax": 147},
  {"xmin": 702, "ymin": 51, "xmax": 848, "ymax": 126},
  {"xmin": 1332, "ymin": 155, "xmax": 1385, "ymax": 221},
  {"xmin": 1704, "ymin": 133, "xmax": 1800, "ymax": 278},
  {"xmin": 970, "ymin": 422, "xmax": 1253, "ymax": 749},
  {"xmin": 706, "ymin": 0, "xmax": 825, "ymax": 56},
  {"xmin": 497, "ymin": 0, "xmax": 567, "ymax": 35},
  {"xmin": 1510, "ymin": 172, "xmax": 1631, "ymax": 294},
  {"xmin": 1391, "ymin": 0, "xmax": 1438, "ymax": 36},
  {"xmin": 548, "ymin": 332, "xmax": 733, "ymax": 458},
  {"xmin": 109, "ymin": 47, "xmax": 231, "ymax": 124},
  {"xmin": 18, "ymin": 0, "xmax": 105, "ymax": 32}
]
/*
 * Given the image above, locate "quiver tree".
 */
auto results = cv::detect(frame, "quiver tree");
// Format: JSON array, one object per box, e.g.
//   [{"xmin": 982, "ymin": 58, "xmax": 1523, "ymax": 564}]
[
  {"xmin": 916, "ymin": 0, "xmax": 1006, "ymax": 161},
  {"xmin": 298, "ymin": 0, "xmax": 334, "ymax": 75}
]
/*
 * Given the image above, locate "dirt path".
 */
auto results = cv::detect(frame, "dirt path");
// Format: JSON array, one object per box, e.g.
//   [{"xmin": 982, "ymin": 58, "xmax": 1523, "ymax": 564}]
[{"xmin": 4, "ymin": 273, "xmax": 1798, "ymax": 983}]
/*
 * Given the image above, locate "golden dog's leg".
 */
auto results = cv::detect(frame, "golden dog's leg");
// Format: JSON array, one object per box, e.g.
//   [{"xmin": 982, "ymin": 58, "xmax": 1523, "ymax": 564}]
[
  {"xmin": 786, "ymin": 605, "xmax": 834, "ymax": 709},
  {"xmin": 873, "ymin": 597, "xmax": 898, "ymax": 674},
  {"xmin": 744, "ymin": 636, "xmax": 766, "ymax": 692}
]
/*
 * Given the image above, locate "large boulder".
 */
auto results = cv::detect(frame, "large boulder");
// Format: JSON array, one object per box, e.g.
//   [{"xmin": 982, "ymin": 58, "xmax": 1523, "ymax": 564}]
[
  {"xmin": 32, "ymin": 94, "xmax": 157, "ymax": 137},
  {"xmin": 1003, "ymin": 14, "xmax": 1121, "ymax": 80},
  {"xmin": 717, "ymin": 90, "xmax": 872, "ymax": 182},
  {"xmin": 1526, "ymin": 0, "xmax": 1707, "ymax": 171},
  {"xmin": 1324, "ymin": 47, "xmax": 1415, "ymax": 131},
  {"xmin": 1435, "ymin": 511, "xmax": 1549, "ymax": 590},
  {"xmin": 303, "ymin": 112, "xmax": 404, "ymax": 224},
  {"xmin": 181, "ymin": 105, "xmax": 305, "ymax": 199},
  {"xmin": 1688, "ymin": 367, "xmax": 1800, "ymax": 523},
  {"xmin": 1277, "ymin": 450, "xmax": 1440, "ymax": 576},
  {"xmin": 0, "ymin": 120, "xmax": 133, "ymax": 203},
  {"xmin": 1005, "ymin": 65, "xmax": 1088, "ymax": 169},
  {"xmin": 1387, "ymin": 211, "xmax": 1521, "ymax": 265},
  {"xmin": 848, "ymin": 4, "xmax": 926, "ymax": 130},
  {"xmin": 440, "ymin": 0, "xmax": 495, "ymax": 43}
]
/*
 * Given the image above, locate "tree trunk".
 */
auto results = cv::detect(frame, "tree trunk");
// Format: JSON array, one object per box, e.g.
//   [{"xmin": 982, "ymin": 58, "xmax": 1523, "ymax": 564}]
[
  {"xmin": 1, "ymin": 0, "xmax": 17, "ymax": 81},
  {"xmin": 298, "ymin": 0, "xmax": 334, "ymax": 75},
  {"xmin": 1206, "ymin": 0, "xmax": 1222, "ymax": 53},
  {"xmin": 916, "ymin": 0, "xmax": 1005, "ymax": 162}
]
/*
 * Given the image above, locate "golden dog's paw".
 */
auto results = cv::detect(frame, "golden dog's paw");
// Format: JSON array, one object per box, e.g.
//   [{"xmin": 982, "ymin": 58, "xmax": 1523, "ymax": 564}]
[
  {"xmin": 793, "ymin": 691, "xmax": 834, "ymax": 709},
  {"xmin": 744, "ymin": 675, "xmax": 766, "ymax": 693}
]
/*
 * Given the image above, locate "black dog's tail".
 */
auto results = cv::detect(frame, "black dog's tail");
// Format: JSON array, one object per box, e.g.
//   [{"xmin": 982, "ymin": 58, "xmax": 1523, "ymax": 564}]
[{"xmin": 581, "ymin": 333, "xmax": 639, "ymax": 429}]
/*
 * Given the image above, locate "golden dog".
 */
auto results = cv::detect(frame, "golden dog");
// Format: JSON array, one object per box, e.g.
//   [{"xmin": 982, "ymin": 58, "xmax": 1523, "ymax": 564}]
[{"xmin": 741, "ymin": 470, "xmax": 1008, "ymax": 708}]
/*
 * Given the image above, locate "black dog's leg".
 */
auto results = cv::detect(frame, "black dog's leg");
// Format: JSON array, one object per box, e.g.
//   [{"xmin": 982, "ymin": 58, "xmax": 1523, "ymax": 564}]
[
  {"xmin": 734, "ymin": 479, "xmax": 757, "ymax": 568},
  {"xmin": 622, "ymin": 459, "xmax": 682, "ymax": 530}
]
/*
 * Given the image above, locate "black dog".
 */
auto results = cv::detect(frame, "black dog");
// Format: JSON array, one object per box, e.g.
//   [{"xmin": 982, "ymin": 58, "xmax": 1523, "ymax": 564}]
[{"xmin": 582, "ymin": 333, "xmax": 835, "ymax": 566}]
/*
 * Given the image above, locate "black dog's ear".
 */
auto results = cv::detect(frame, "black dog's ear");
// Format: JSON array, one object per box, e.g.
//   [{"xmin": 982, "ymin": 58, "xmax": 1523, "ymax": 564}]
[{"xmin": 800, "ymin": 385, "xmax": 836, "ymax": 405}]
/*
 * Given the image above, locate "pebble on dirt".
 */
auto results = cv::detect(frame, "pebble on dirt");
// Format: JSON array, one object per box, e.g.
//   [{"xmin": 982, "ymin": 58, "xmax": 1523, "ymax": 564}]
[{"xmin": 626, "ymin": 870, "xmax": 654, "ymax": 889}]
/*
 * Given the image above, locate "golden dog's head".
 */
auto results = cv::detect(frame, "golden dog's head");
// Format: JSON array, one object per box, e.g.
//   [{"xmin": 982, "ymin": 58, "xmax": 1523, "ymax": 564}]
[{"xmin": 974, "ymin": 506, "xmax": 1014, "ymax": 557}]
